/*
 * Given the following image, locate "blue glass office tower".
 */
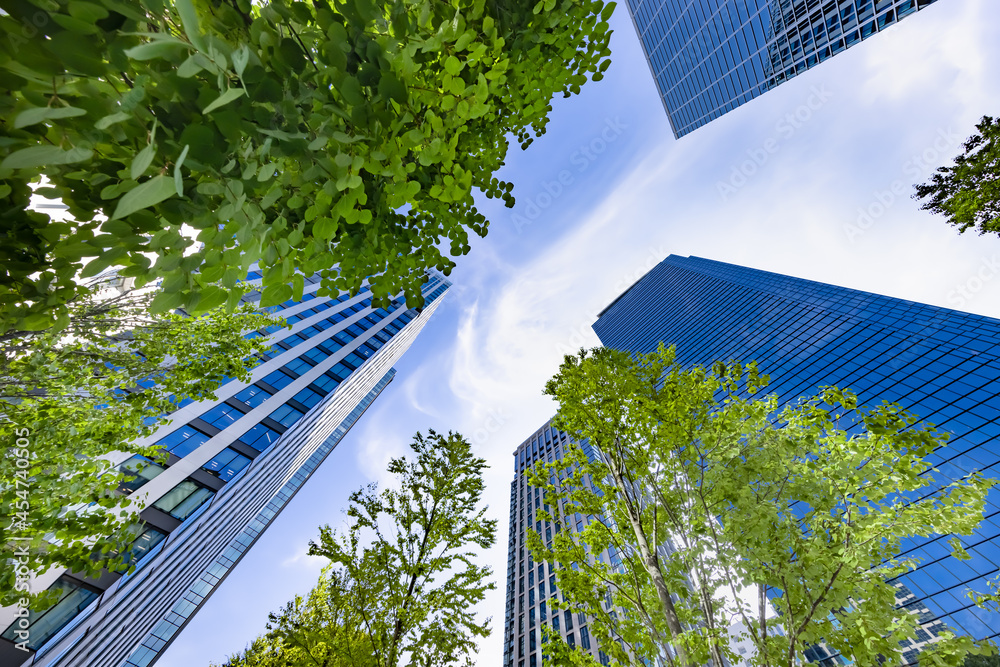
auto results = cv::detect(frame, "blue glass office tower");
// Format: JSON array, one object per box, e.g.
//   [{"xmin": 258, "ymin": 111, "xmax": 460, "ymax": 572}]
[
  {"xmin": 0, "ymin": 270, "xmax": 450, "ymax": 667},
  {"xmin": 628, "ymin": 0, "xmax": 942, "ymax": 137},
  {"xmin": 593, "ymin": 255, "xmax": 1000, "ymax": 663},
  {"xmin": 502, "ymin": 421, "xmax": 619, "ymax": 667}
]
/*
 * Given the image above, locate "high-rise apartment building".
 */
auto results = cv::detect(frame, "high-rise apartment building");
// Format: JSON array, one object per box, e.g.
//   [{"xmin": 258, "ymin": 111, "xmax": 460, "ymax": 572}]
[
  {"xmin": 502, "ymin": 421, "xmax": 617, "ymax": 667},
  {"xmin": 628, "ymin": 0, "xmax": 942, "ymax": 137},
  {"xmin": 593, "ymin": 254, "xmax": 1000, "ymax": 662},
  {"xmin": 0, "ymin": 270, "xmax": 451, "ymax": 667}
]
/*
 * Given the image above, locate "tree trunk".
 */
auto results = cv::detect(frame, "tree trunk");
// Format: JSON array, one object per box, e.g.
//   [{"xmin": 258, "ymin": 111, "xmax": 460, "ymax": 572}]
[
  {"xmin": 607, "ymin": 452, "xmax": 691, "ymax": 667},
  {"xmin": 698, "ymin": 581, "xmax": 725, "ymax": 667}
]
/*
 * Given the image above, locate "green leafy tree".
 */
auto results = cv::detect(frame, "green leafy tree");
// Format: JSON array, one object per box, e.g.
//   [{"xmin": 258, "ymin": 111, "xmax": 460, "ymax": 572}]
[
  {"xmin": 527, "ymin": 344, "xmax": 997, "ymax": 667},
  {"xmin": 915, "ymin": 115, "xmax": 1000, "ymax": 236},
  {"xmin": 0, "ymin": 0, "xmax": 615, "ymax": 332},
  {"xmin": 226, "ymin": 430, "xmax": 497, "ymax": 667},
  {"xmin": 218, "ymin": 568, "xmax": 380, "ymax": 667},
  {"xmin": 1, "ymin": 278, "xmax": 278, "ymax": 609}
]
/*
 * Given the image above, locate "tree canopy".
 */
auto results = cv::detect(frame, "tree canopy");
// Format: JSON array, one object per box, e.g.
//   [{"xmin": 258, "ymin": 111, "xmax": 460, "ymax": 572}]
[
  {"xmin": 0, "ymin": 0, "xmax": 614, "ymax": 333},
  {"xmin": 0, "ymin": 278, "xmax": 277, "ymax": 609},
  {"xmin": 219, "ymin": 568, "xmax": 381, "ymax": 667},
  {"xmin": 915, "ymin": 115, "xmax": 1000, "ymax": 236},
  {"xmin": 223, "ymin": 430, "xmax": 497, "ymax": 667},
  {"xmin": 526, "ymin": 344, "xmax": 997, "ymax": 667}
]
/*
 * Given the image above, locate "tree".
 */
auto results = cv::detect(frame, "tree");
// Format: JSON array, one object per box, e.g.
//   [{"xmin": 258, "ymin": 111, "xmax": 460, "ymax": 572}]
[
  {"xmin": 217, "ymin": 568, "xmax": 380, "ymax": 667},
  {"xmin": 0, "ymin": 0, "xmax": 615, "ymax": 332},
  {"xmin": 526, "ymin": 344, "xmax": 997, "ymax": 667},
  {"xmin": 225, "ymin": 430, "xmax": 497, "ymax": 667},
  {"xmin": 1, "ymin": 278, "xmax": 278, "ymax": 609},
  {"xmin": 915, "ymin": 115, "xmax": 1000, "ymax": 236}
]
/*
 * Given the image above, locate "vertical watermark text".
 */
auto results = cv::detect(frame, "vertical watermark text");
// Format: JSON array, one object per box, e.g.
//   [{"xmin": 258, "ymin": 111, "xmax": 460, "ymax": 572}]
[{"xmin": 9, "ymin": 427, "xmax": 32, "ymax": 651}]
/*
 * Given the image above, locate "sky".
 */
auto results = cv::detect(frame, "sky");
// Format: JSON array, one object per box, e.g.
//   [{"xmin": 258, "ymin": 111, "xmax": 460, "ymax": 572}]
[{"xmin": 159, "ymin": 1, "xmax": 1000, "ymax": 665}]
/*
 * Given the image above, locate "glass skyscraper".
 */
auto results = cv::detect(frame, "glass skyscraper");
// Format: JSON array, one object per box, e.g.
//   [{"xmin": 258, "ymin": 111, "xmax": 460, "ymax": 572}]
[
  {"xmin": 627, "ymin": 0, "xmax": 942, "ymax": 137},
  {"xmin": 593, "ymin": 254, "xmax": 1000, "ymax": 663},
  {"xmin": 0, "ymin": 270, "xmax": 450, "ymax": 667},
  {"xmin": 502, "ymin": 421, "xmax": 622, "ymax": 667}
]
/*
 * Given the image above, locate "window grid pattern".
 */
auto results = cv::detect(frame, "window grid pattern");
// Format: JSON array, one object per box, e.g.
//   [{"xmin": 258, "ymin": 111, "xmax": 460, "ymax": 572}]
[
  {"xmin": 502, "ymin": 420, "xmax": 610, "ymax": 667},
  {"xmin": 627, "ymin": 0, "xmax": 939, "ymax": 138},
  {"xmin": 121, "ymin": 371, "xmax": 396, "ymax": 667},
  {"xmin": 148, "ymin": 285, "xmax": 432, "ymax": 463},
  {"xmin": 200, "ymin": 448, "xmax": 252, "ymax": 482},
  {"xmin": 0, "ymin": 576, "xmax": 100, "ymax": 650},
  {"xmin": 592, "ymin": 254, "xmax": 1000, "ymax": 662}
]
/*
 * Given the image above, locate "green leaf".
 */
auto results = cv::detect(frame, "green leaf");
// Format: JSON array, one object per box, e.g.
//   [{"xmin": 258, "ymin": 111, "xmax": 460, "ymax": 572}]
[
  {"xmin": 314, "ymin": 216, "xmax": 338, "ymax": 239},
  {"xmin": 191, "ymin": 285, "xmax": 227, "ymax": 313},
  {"xmin": 455, "ymin": 30, "xmax": 475, "ymax": 51},
  {"xmin": 1, "ymin": 146, "xmax": 93, "ymax": 170},
  {"xmin": 260, "ymin": 283, "xmax": 292, "ymax": 307},
  {"xmin": 51, "ymin": 12, "xmax": 99, "ymax": 33},
  {"xmin": 378, "ymin": 73, "xmax": 408, "ymax": 104},
  {"xmin": 326, "ymin": 22, "xmax": 349, "ymax": 49},
  {"xmin": 150, "ymin": 289, "xmax": 184, "ymax": 313},
  {"xmin": 404, "ymin": 129, "xmax": 424, "ymax": 146},
  {"xmin": 175, "ymin": 0, "xmax": 206, "ymax": 50},
  {"xmin": 340, "ymin": 76, "xmax": 365, "ymax": 106},
  {"xmin": 257, "ymin": 163, "xmax": 277, "ymax": 182},
  {"xmin": 232, "ymin": 45, "xmax": 250, "ymax": 78},
  {"xmin": 101, "ymin": 219, "xmax": 133, "ymax": 235},
  {"xmin": 111, "ymin": 175, "xmax": 178, "ymax": 219},
  {"xmin": 13, "ymin": 106, "xmax": 87, "ymax": 129},
  {"xmin": 353, "ymin": 0, "xmax": 378, "ymax": 22},
  {"xmin": 391, "ymin": 9, "xmax": 409, "ymax": 38},
  {"xmin": 177, "ymin": 55, "xmax": 204, "ymax": 77},
  {"xmin": 69, "ymin": 1, "xmax": 110, "ymax": 21},
  {"xmin": 174, "ymin": 144, "xmax": 190, "ymax": 196},
  {"xmin": 19, "ymin": 312, "xmax": 54, "ymax": 331},
  {"xmin": 261, "ymin": 187, "xmax": 282, "ymax": 209},
  {"xmin": 131, "ymin": 142, "xmax": 156, "ymax": 180},
  {"xmin": 444, "ymin": 55, "xmax": 462, "ymax": 75},
  {"xmin": 203, "ymin": 88, "xmax": 246, "ymax": 114},
  {"xmin": 124, "ymin": 38, "xmax": 190, "ymax": 60},
  {"xmin": 95, "ymin": 112, "xmax": 131, "ymax": 130},
  {"xmin": 196, "ymin": 182, "xmax": 226, "ymax": 196},
  {"xmin": 80, "ymin": 256, "xmax": 112, "ymax": 279}
]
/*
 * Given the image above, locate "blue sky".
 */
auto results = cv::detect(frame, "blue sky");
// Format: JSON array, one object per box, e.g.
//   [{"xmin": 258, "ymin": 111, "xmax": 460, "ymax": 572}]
[{"xmin": 160, "ymin": 1, "xmax": 1000, "ymax": 665}]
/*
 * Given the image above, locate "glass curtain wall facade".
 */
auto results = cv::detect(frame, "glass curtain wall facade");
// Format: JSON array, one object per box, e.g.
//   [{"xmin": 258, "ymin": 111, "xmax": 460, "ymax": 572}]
[
  {"xmin": 502, "ymin": 420, "xmax": 619, "ymax": 667},
  {"xmin": 0, "ymin": 270, "xmax": 451, "ymax": 667},
  {"xmin": 593, "ymin": 254, "xmax": 1000, "ymax": 663},
  {"xmin": 628, "ymin": 0, "xmax": 941, "ymax": 138}
]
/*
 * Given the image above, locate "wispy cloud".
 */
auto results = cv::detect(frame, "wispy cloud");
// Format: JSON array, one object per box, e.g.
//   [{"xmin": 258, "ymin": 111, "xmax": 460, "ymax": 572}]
[{"xmin": 280, "ymin": 544, "xmax": 327, "ymax": 572}]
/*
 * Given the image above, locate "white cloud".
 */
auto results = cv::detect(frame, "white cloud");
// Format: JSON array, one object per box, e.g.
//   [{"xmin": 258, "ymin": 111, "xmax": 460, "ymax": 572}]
[
  {"xmin": 280, "ymin": 544, "xmax": 327, "ymax": 572},
  {"xmin": 860, "ymin": 0, "xmax": 988, "ymax": 110}
]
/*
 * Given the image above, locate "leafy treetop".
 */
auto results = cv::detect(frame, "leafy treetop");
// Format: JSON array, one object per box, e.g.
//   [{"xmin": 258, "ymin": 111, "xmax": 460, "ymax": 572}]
[
  {"xmin": 223, "ymin": 430, "xmax": 497, "ymax": 667},
  {"xmin": 915, "ymin": 115, "xmax": 1000, "ymax": 236},
  {"xmin": 0, "ymin": 0, "xmax": 614, "ymax": 333}
]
